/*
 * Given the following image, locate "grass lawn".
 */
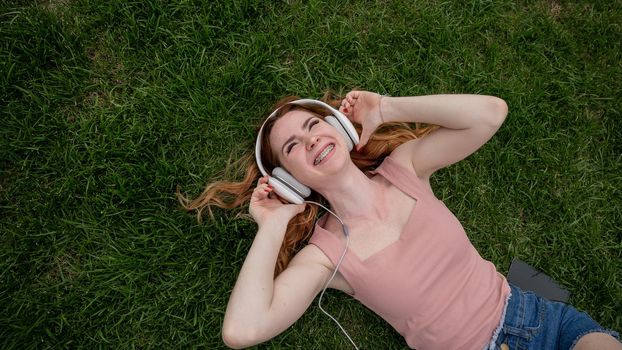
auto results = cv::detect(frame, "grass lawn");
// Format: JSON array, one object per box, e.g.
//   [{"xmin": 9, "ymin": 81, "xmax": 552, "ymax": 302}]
[{"xmin": 1, "ymin": 0, "xmax": 620, "ymax": 348}]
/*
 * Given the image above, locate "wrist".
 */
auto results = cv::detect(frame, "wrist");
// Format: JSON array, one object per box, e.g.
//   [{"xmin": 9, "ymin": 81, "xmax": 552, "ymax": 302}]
[
  {"xmin": 378, "ymin": 94, "xmax": 394, "ymax": 123},
  {"xmin": 379, "ymin": 95, "xmax": 386, "ymax": 123},
  {"xmin": 257, "ymin": 219, "xmax": 288, "ymax": 237}
]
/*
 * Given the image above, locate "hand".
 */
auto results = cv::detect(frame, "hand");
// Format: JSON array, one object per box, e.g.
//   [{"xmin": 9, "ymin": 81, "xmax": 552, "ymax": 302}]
[
  {"xmin": 338, "ymin": 90, "xmax": 384, "ymax": 150},
  {"xmin": 249, "ymin": 176, "xmax": 306, "ymax": 228}
]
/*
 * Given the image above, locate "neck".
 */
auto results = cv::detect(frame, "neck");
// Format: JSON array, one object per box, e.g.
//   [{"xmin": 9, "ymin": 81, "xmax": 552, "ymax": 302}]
[{"xmin": 315, "ymin": 162, "xmax": 386, "ymax": 224}]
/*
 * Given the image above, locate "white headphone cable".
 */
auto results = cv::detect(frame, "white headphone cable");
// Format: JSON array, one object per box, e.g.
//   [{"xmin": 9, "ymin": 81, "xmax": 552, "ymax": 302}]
[{"xmin": 304, "ymin": 200, "xmax": 359, "ymax": 350}]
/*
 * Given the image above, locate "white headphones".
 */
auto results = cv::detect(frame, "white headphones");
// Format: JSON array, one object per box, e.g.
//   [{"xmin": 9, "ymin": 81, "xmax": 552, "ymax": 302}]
[{"xmin": 254, "ymin": 99, "xmax": 360, "ymax": 204}]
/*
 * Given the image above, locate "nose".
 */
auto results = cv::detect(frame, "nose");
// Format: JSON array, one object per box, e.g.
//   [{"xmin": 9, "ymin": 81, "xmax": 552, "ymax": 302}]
[{"xmin": 305, "ymin": 135, "xmax": 319, "ymax": 151}]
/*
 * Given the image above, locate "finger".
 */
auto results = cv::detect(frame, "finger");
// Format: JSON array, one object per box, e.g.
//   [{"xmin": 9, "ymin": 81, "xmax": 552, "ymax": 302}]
[
  {"xmin": 343, "ymin": 92, "xmax": 358, "ymax": 109},
  {"xmin": 339, "ymin": 104, "xmax": 348, "ymax": 113},
  {"xmin": 254, "ymin": 188, "xmax": 274, "ymax": 203},
  {"xmin": 258, "ymin": 176, "xmax": 269, "ymax": 185},
  {"xmin": 346, "ymin": 90, "xmax": 359, "ymax": 100},
  {"xmin": 251, "ymin": 186, "xmax": 264, "ymax": 200},
  {"xmin": 253, "ymin": 183, "xmax": 272, "ymax": 196},
  {"xmin": 254, "ymin": 182, "xmax": 268, "ymax": 190},
  {"xmin": 340, "ymin": 105, "xmax": 353, "ymax": 117}
]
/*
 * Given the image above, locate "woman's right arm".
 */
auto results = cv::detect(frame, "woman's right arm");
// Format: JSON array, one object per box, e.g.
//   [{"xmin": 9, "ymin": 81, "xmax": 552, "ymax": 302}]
[
  {"xmin": 222, "ymin": 223, "xmax": 332, "ymax": 348},
  {"xmin": 222, "ymin": 178, "xmax": 332, "ymax": 348}
]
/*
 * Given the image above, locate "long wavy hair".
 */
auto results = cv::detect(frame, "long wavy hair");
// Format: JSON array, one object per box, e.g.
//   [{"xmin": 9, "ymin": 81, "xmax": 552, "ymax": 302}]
[{"xmin": 176, "ymin": 91, "xmax": 438, "ymax": 277}]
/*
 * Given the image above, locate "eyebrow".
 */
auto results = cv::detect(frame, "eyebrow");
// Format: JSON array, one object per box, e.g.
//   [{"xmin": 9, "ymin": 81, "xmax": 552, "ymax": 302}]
[{"xmin": 281, "ymin": 116, "xmax": 315, "ymax": 155}]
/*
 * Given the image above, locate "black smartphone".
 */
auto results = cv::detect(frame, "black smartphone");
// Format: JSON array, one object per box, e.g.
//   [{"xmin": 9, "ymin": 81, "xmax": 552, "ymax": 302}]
[{"xmin": 507, "ymin": 258, "xmax": 571, "ymax": 303}]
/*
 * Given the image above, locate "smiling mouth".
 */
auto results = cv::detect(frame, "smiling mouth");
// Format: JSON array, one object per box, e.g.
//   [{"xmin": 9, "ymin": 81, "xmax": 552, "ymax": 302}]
[{"xmin": 314, "ymin": 144, "xmax": 334, "ymax": 166}]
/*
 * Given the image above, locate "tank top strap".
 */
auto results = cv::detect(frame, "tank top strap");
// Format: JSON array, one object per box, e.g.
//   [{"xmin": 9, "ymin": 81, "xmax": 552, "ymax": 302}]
[
  {"xmin": 308, "ymin": 214, "xmax": 343, "ymax": 267},
  {"xmin": 369, "ymin": 156, "xmax": 435, "ymax": 200}
]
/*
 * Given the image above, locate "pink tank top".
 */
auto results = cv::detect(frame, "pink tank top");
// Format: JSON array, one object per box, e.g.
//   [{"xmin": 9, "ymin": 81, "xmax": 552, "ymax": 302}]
[{"xmin": 309, "ymin": 156, "xmax": 510, "ymax": 350}]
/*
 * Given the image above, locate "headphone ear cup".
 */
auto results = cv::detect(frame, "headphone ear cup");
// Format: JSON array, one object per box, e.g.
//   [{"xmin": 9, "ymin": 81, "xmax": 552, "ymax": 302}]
[
  {"xmin": 267, "ymin": 176, "xmax": 304, "ymax": 205},
  {"xmin": 325, "ymin": 116, "xmax": 355, "ymax": 151},
  {"xmin": 272, "ymin": 167, "xmax": 311, "ymax": 199}
]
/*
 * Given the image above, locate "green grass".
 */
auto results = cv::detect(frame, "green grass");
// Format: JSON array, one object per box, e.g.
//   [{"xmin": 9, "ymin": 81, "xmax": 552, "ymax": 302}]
[{"xmin": 1, "ymin": 0, "xmax": 621, "ymax": 348}]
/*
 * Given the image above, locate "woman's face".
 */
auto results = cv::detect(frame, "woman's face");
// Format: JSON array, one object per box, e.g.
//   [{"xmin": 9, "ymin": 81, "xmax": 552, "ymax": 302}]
[{"xmin": 268, "ymin": 109, "xmax": 349, "ymax": 187}]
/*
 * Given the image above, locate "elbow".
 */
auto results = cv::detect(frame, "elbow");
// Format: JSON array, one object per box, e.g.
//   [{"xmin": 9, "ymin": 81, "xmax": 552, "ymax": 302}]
[
  {"xmin": 488, "ymin": 97, "xmax": 508, "ymax": 128},
  {"xmin": 222, "ymin": 325, "xmax": 250, "ymax": 349},
  {"xmin": 222, "ymin": 322, "xmax": 260, "ymax": 349}
]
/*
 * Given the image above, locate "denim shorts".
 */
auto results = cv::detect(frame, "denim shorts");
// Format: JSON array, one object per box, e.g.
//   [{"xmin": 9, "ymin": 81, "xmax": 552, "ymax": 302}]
[{"xmin": 490, "ymin": 283, "xmax": 620, "ymax": 350}]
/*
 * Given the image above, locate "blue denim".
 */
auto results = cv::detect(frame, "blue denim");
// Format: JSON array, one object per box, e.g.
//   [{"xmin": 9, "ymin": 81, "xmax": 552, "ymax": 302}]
[{"xmin": 492, "ymin": 283, "xmax": 620, "ymax": 350}]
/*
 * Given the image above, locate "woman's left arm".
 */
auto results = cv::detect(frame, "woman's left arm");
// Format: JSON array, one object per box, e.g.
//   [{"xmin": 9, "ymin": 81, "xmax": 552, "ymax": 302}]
[{"xmin": 382, "ymin": 94, "xmax": 508, "ymax": 179}]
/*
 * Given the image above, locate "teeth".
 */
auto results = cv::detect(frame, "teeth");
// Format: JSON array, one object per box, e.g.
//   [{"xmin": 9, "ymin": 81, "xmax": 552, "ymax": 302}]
[{"xmin": 314, "ymin": 144, "xmax": 334, "ymax": 165}]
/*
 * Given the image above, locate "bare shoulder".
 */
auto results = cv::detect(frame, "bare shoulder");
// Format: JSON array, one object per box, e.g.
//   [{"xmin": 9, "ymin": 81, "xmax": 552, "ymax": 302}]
[
  {"xmin": 289, "ymin": 244, "xmax": 333, "ymax": 271},
  {"xmin": 290, "ymin": 243, "xmax": 355, "ymax": 295},
  {"xmin": 389, "ymin": 139, "xmax": 431, "ymax": 183}
]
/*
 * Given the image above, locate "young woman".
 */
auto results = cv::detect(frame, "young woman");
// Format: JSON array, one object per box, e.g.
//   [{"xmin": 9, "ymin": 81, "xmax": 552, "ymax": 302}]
[{"xmin": 178, "ymin": 91, "xmax": 621, "ymax": 349}]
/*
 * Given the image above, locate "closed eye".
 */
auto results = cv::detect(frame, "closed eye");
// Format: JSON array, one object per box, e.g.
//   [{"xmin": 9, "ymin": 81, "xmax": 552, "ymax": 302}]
[
  {"xmin": 286, "ymin": 142, "xmax": 296, "ymax": 154},
  {"xmin": 285, "ymin": 118, "xmax": 321, "ymax": 154}
]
